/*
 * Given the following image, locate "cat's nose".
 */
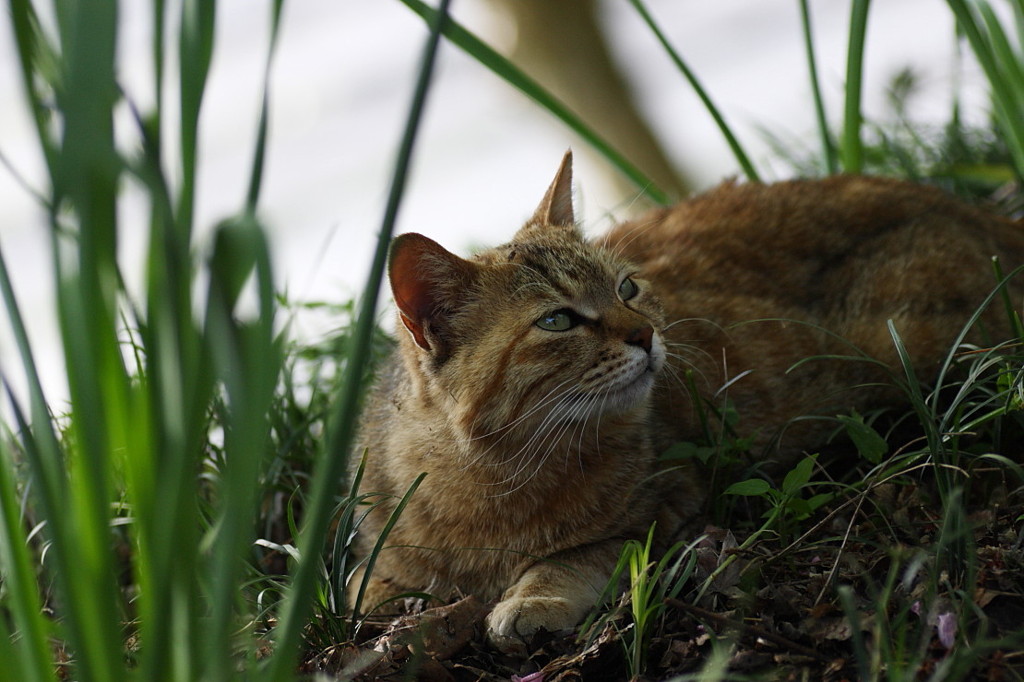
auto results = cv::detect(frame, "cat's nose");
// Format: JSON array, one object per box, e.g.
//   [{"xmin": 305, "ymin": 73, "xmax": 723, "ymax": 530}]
[{"xmin": 625, "ymin": 326, "xmax": 653, "ymax": 353}]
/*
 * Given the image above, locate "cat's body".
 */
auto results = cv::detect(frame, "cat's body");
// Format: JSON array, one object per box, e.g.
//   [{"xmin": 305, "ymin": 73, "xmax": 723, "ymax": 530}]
[
  {"xmin": 610, "ymin": 174, "xmax": 1024, "ymax": 460},
  {"xmin": 350, "ymin": 152, "xmax": 1024, "ymax": 650}
]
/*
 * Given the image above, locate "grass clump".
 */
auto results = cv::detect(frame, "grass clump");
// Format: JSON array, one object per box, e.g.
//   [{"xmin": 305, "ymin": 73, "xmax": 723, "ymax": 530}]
[{"xmin": 0, "ymin": 0, "xmax": 449, "ymax": 679}]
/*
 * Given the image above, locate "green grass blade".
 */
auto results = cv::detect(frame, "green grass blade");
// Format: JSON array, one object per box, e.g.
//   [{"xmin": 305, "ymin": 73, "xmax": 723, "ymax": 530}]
[
  {"xmin": 992, "ymin": 259, "xmax": 1024, "ymax": 339},
  {"xmin": 976, "ymin": 1, "xmax": 1024, "ymax": 178},
  {"xmin": 0, "ymin": 615, "xmax": 42, "ymax": 682},
  {"xmin": 265, "ymin": 1, "xmax": 453, "ymax": 676},
  {"xmin": 0, "ymin": 421, "xmax": 54, "ymax": 682},
  {"xmin": 152, "ymin": 0, "xmax": 166, "ymax": 119},
  {"xmin": 350, "ymin": 474, "xmax": 427, "ymax": 625},
  {"xmin": 396, "ymin": 0, "xmax": 668, "ymax": 202},
  {"xmin": 0, "ymin": 245, "xmax": 61, "ymax": 467},
  {"xmin": 946, "ymin": 0, "xmax": 1024, "ymax": 179},
  {"xmin": 200, "ymin": 214, "xmax": 282, "ymax": 679},
  {"xmin": 629, "ymin": 0, "xmax": 761, "ymax": 182},
  {"xmin": 1016, "ymin": 0, "xmax": 1024, "ymax": 54},
  {"xmin": 3, "ymin": 392, "xmax": 99, "ymax": 680},
  {"xmin": 332, "ymin": 452, "xmax": 369, "ymax": 617},
  {"xmin": 931, "ymin": 266, "xmax": 1023, "ymax": 410},
  {"xmin": 47, "ymin": 2, "xmax": 128, "ymax": 677},
  {"xmin": 978, "ymin": 3, "xmax": 1024, "ymax": 95},
  {"xmin": 0, "ymin": 240, "xmax": 73, "ymax": 679},
  {"xmin": 53, "ymin": 290, "xmax": 127, "ymax": 682},
  {"xmin": 886, "ymin": 320, "xmax": 929, "ymax": 418},
  {"xmin": 245, "ymin": 0, "xmax": 286, "ymax": 213},
  {"xmin": 177, "ymin": 0, "xmax": 216, "ymax": 238},
  {"xmin": 129, "ymin": 126, "xmax": 210, "ymax": 682},
  {"xmin": 129, "ymin": 156, "xmax": 205, "ymax": 682},
  {"xmin": 887, "ymin": 320, "xmax": 956, "ymax": 499},
  {"xmin": 6, "ymin": 0, "xmax": 60, "ymax": 177},
  {"xmin": 799, "ymin": 0, "xmax": 838, "ymax": 174},
  {"xmin": 837, "ymin": 585, "xmax": 872, "ymax": 681},
  {"xmin": 119, "ymin": 6, "xmax": 229, "ymax": 676},
  {"xmin": 841, "ymin": 0, "xmax": 872, "ymax": 173}
]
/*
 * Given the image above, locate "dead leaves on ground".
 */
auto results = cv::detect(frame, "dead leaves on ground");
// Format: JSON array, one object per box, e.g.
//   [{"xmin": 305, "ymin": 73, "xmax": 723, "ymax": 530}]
[{"xmin": 301, "ymin": 487, "xmax": 1024, "ymax": 681}]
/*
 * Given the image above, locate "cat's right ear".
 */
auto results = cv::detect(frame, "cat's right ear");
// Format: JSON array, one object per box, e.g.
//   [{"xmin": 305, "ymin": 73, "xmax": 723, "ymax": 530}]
[
  {"xmin": 527, "ymin": 149, "xmax": 576, "ymax": 229},
  {"xmin": 388, "ymin": 233, "xmax": 475, "ymax": 358}
]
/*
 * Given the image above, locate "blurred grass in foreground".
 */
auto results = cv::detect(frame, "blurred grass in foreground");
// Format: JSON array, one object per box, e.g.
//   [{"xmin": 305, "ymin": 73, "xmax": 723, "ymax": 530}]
[{"xmin": 0, "ymin": 0, "xmax": 449, "ymax": 679}]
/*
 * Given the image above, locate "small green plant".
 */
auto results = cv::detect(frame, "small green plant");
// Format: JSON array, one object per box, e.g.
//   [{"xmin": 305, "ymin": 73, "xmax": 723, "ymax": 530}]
[
  {"xmin": 835, "ymin": 410, "xmax": 890, "ymax": 465},
  {"xmin": 583, "ymin": 525, "xmax": 699, "ymax": 678},
  {"xmin": 623, "ymin": 526, "xmax": 661, "ymax": 676},
  {"xmin": 723, "ymin": 454, "xmax": 834, "ymax": 542},
  {"xmin": 658, "ymin": 368, "xmax": 761, "ymax": 522}
]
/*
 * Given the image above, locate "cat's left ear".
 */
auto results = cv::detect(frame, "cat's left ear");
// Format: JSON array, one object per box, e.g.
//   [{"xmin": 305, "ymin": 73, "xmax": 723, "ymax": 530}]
[
  {"xmin": 388, "ymin": 233, "xmax": 477, "ymax": 360},
  {"xmin": 528, "ymin": 149, "xmax": 576, "ymax": 228}
]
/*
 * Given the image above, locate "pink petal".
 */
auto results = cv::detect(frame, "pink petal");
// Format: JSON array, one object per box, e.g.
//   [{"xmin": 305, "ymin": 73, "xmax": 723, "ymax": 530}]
[
  {"xmin": 511, "ymin": 673, "xmax": 545, "ymax": 682},
  {"xmin": 937, "ymin": 611, "xmax": 957, "ymax": 649}
]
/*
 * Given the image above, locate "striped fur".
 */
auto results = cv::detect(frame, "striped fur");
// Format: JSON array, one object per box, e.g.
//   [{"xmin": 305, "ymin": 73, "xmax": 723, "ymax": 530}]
[{"xmin": 351, "ymin": 151, "xmax": 1024, "ymax": 651}]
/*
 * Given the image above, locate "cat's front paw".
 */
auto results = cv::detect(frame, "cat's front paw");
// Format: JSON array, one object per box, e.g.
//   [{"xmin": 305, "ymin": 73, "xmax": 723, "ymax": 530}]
[{"xmin": 485, "ymin": 595, "xmax": 580, "ymax": 654}]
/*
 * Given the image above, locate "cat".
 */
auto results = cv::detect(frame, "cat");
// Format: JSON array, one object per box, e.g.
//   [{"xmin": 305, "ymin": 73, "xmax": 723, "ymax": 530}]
[{"xmin": 349, "ymin": 150, "xmax": 1024, "ymax": 652}]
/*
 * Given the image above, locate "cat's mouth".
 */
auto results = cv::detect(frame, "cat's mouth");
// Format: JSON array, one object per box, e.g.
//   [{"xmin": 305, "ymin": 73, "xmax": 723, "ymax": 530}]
[
  {"xmin": 576, "ymin": 361, "xmax": 657, "ymax": 417},
  {"xmin": 568, "ymin": 342, "xmax": 664, "ymax": 418},
  {"xmin": 604, "ymin": 371, "xmax": 655, "ymax": 413}
]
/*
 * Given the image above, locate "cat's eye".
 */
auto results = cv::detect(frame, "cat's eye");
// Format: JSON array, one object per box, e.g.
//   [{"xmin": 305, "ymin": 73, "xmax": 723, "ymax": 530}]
[
  {"xmin": 618, "ymin": 277, "xmax": 639, "ymax": 301},
  {"xmin": 536, "ymin": 309, "xmax": 576, "ymax": 332}
]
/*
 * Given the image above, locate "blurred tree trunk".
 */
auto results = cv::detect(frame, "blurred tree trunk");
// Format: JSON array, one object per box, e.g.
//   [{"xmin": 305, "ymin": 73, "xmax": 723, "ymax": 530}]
[{"xmin": 490, "ymin": 0, "xmax": 692, "ymax": 202}]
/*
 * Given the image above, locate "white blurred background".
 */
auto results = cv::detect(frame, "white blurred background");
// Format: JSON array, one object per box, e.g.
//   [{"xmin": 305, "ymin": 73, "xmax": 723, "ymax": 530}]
[{"xmin": 0, "ymin": 1, "xmax": 992, "ymax": 404}]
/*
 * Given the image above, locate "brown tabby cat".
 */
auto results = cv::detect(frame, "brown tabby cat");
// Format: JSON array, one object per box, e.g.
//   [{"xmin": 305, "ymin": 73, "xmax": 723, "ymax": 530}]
[{"xmin": 350, "ymin": 151, "xmax": 1024, "ymax": 651}]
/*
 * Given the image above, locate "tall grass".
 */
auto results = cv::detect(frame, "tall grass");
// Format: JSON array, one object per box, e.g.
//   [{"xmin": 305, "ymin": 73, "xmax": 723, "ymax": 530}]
[
  {"xmin": 947, "ymin": 0, "xmax": 1024, "ymax": 180},
  {"xmin": 0, "ymin": 1, "xmax": 447, "ymax": 680}
]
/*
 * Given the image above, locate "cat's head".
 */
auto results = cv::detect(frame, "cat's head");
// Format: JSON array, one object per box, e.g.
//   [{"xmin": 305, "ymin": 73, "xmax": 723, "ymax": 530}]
[{"xmin": 387, "ymin": 151, "xmax": 666, "ymax": 444}]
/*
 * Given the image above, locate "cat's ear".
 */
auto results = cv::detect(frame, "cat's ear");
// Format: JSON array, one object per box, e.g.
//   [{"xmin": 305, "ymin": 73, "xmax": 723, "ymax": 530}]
[
  {"xmin": 528, "ymin": 149, "xmax": 576, "ymax": 228},
  {"xmin": 388, "ymin": 232, "xmax": 476, "ymax": 358}
]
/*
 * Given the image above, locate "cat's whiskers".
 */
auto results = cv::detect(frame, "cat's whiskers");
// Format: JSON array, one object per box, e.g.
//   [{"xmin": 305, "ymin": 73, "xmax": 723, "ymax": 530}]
[
  {"xmin": 662, "ymin": 316, "xmax": 724, "ymax": 334},
  {"xmin": 494, "ymin": 370, "xmax": 651, "ymax": 496},
  {"xmin": 558, "ymin": 392, "xmax": 601, "ymax": 473},
  {"xmin": 662, "ymin": 320, "xmax": 727, "ymax": 362},
  {"xmin": 461, "ymin": 377, "xmax": 580, "ymax": 448},
  {"xmin": 454, "ymin": 377, "xmax": 581, "ymax": 469},
  {"xmin": 658, "ymin": 359, "xmax": 690, "ymax": 395},
  {"xmin": 599, "ymin": 215, "xmax": 662, "ymax": 261},
  {"xmin": 511, "ymin": 392, "xmax": 603, "ymax": 494},
  {"xmin": 579, "ymin": 392, "xmax": 608, "ymax": 475},
  {"xmin": 663, "ymin": 340, "xmax": 716, "ymax": 366},
  {"xmin": 489, "ymin": 394, "xmax": 588, "ymax": 494},
  {"xmin": 663, "ymin": 351, "xmax": 713, "ymax": 391},
  {"xmin": 526, "ymin": 399, "xmax": 590, "ymax": 476},
  {"xmin": 483, "ymin": 385, "xmax": 583, "ymax": 473},
  {"xmin": 493, "ymin": 378, "xmax": 618, "ymax": 495},
  {"xmin": 573, "ymin": 393, "xmax": 599, "ymax": 472},
  {"xmin": 662, "ymin": 345, "xmax": 706, "ymax": 370}
]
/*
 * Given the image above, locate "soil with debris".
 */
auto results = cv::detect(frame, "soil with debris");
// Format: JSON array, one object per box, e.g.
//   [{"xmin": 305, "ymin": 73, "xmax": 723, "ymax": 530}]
[{"xmin": 298, "ymin": 477, "xmax": 1024, "ymax": 681}]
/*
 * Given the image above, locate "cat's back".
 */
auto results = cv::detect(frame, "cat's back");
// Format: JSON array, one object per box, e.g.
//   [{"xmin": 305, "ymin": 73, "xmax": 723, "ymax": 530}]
[
  {"xmin": 605, "ymin": 175, "xmax": 1024, "ymax": 316},
  {"xmin": 604, "ymin": 175, "xmax": 1024, "ymax": 455}
]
